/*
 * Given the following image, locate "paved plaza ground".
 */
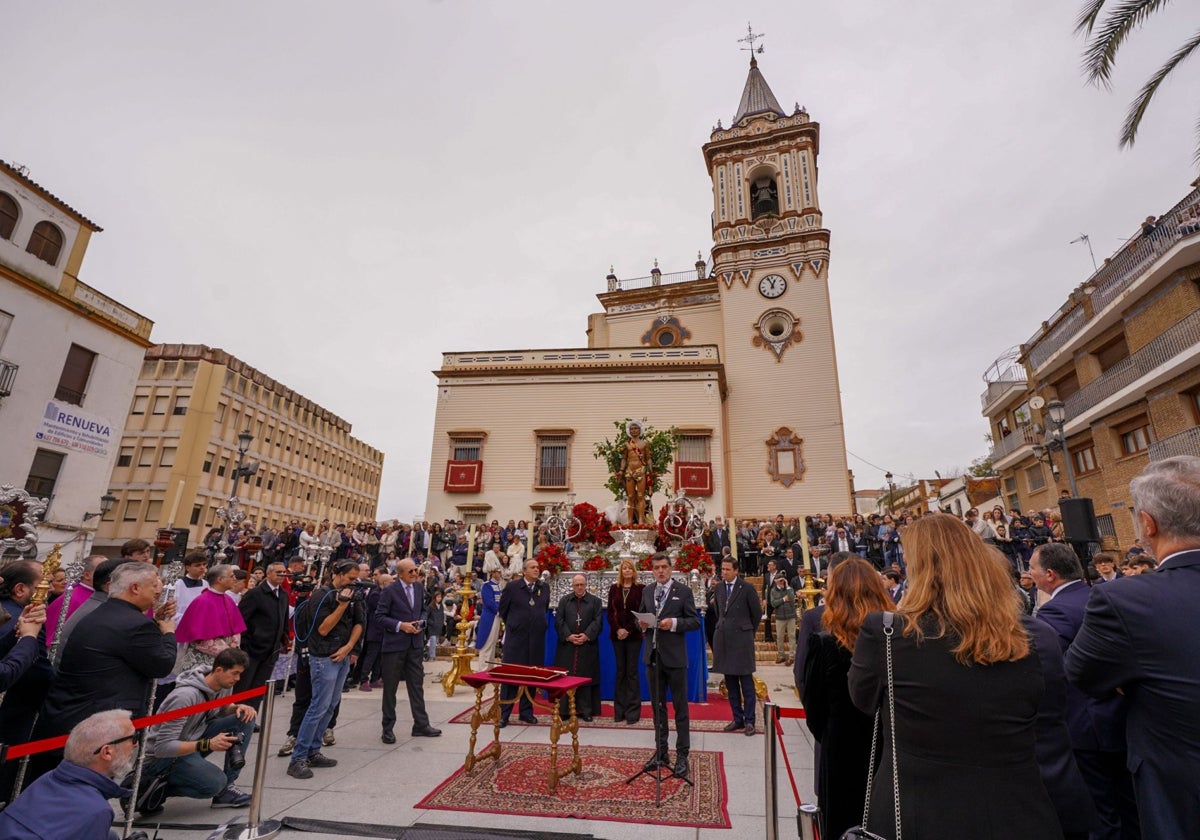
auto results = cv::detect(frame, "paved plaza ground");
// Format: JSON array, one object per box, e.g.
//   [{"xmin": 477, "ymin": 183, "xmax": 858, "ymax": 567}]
[{"xmin": 131, "ymin": 662, "xmax": 816, "ymax": 840}]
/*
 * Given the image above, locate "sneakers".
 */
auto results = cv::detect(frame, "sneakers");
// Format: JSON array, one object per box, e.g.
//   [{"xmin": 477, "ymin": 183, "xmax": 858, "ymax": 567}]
[
  {"xmin": 211, "ymin": 784, "xmax": 252, "ymax": 808},
  {"xmin": 306, "ymin": 752, "xmax": 338, "ymax": 768},
  {"xmin": 322, "ymin": 728, "xmax": 336, "ymax": 746},
  {"xmin": 277, "ymin": 735, "xmax": 296, "ymax": 757},
  {"xmin": 286, "ymin": 759, "xmax": 313, "ymax": 779}
]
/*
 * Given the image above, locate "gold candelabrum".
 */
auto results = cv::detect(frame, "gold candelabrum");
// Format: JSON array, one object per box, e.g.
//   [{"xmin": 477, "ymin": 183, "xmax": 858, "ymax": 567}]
[
  {"xmin": 31, "ymin": 544, "xmax": 63, "ymax": 607},
  {"xmin": 441, "ymin": 570, "xmax": 478, "ymax": 697},
  {"xmin": 797, "ymin": 567, "xmax": 823, "ymax": 611}
]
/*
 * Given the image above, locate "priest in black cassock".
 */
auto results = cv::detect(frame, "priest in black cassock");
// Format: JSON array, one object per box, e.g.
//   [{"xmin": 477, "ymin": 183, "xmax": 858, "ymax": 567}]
[{"xmin": 554, "ymin": 574, "xmax": 603, "ymax": 721}]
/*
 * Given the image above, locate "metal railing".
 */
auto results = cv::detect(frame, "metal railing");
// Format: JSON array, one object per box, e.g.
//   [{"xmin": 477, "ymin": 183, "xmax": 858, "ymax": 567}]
[
  {"xmin": 1064, "ymin": 310, "xmax": 1200, "ymax": 420},
  {"xmin": 1027, "ymin": 186, "xmax": 1200, "ymax": 371},
  {"xmin": 1148, "ymin": 425, "xmax": 1200, "ymax": 461},
  {"xmin": 990, "ymin": 425, "xmax": 1039, "ymax": 461},
  {"xmin": 981, "ymin": 378, "xmax": 1026, "ymax": 412},
  {"xmin": 606, "ymin": 264, "xmax": 708, "ymax": 292},
  {"xmin": 0, "ymin": 358, "xmax": 17, "ymax": 397}
]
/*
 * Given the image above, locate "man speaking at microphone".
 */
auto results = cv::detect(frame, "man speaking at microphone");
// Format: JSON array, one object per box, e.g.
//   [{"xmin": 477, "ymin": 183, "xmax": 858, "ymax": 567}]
[{"xmin": 638, "ymin": 553, "xmax": 700, "ymax": 778}]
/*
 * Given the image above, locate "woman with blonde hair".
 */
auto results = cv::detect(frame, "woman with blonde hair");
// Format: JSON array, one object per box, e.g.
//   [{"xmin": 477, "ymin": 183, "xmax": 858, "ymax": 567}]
[
  {"xmin": 802, "ymin": 558, "xmax": 895, "ymax": 839},
  {"xmin": 605, "ymin": 558, "xmax": 645, "ymax": 724},
  {"xmin": 848, "ymin": 513, "xmax": 1062, "ymax": 839}
]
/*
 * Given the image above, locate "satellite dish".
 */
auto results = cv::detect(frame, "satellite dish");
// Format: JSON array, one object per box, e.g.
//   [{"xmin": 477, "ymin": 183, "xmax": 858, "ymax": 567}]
[{"xmin": 1030, "ymin": 396, "xmax": 1046, "ymax": 410}]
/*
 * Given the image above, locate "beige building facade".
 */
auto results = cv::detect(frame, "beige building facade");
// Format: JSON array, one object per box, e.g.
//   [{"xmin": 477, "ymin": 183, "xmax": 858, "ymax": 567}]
[
  {"xmin": 425, "ymin": 57, "xmax": 853, "ymax": 524},
  {"xmin": 96, "ymin": 344, "xmax": 384, "ymax": 553},
  {"xmin": 981, "ymin": 181, "xmax": 1200, "ymax": 550}
]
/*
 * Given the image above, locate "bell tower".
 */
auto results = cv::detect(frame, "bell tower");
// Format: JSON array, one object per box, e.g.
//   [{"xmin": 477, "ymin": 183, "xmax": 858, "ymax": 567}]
[{"xmin": 704, "ymin": 41, "xmax": 851, "ymax": 516}]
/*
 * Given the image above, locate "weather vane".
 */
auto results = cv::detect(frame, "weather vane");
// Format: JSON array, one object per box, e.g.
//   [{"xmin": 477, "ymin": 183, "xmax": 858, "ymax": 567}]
[{"xmin": 738, "ymin": 23, "xmax": 765, "ymax": 58}]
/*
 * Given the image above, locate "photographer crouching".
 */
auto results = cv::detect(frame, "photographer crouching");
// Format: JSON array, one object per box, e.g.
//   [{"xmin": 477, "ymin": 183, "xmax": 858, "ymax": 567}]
[
  {"xmin": 143, "ymin": 648, "xmax": 257, "ymax": 811},
  {"xmin": 286, "ymin": 560, "xmax": 365, "ymax": 780}
]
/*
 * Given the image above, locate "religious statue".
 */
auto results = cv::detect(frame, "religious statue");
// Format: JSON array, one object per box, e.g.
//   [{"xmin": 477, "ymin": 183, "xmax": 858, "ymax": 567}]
[{"xmin": 616, "ymin": 421, "xmax": 650, "ymax": 525}]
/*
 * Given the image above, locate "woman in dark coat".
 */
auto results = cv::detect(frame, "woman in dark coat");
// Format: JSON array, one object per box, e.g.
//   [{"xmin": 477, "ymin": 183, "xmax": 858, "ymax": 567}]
[
  {"xmin": 849, "ymin": 513, "xmax": 1063, "ymax": 840},
  {"xmin": 605, "ymin": 559, "xmax": 644, "ymax": 724},
  {"xmin": 802, "ymin": 558, "xmax": 895, "ymax": 840}
]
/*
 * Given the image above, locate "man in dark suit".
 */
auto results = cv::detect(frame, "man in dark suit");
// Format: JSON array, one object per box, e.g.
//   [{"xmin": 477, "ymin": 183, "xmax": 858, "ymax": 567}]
[
  {"xmin": 376, "ymin": 559, "xmax": 440, "ymax": 741},
  {"xmin": 712, "ymin": 557, "xmax": 763, "ymax": 736},
  {"xmin": 829, "ymin": 526, "xmax": 858, "ymax": 556},
  {"xmin": 498, "ymin": 558, "xmax": 550, "ymax": 726},
  {"xmin": 638, "ymin": 553, "xmax": 701, "ymax": 778},
  {"xmin": 1065, "ymin": 456, "xmax": 1200, "ymax": 839},
  {"xmin": 705, "ymin": 519, "xmax": 731, "ymax": 566},
  {"xmin": 0, "ymin": 560, "xmax": 56, "ymax": 794},
  {"xmin": 31, "ymin": 561, "xmax": 177, "ymax": 782},
  {"xmin": 235, "ymin": 560, "xmax": 291, "ymax": 709},
  {"xmin": 1031, "ymin": 543, "xmax": 1138, "ymax": 840}
]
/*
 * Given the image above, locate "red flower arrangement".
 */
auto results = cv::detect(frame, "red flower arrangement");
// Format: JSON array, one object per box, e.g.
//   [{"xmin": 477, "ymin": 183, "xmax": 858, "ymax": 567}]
[
  {"xmin": 583, "ymin": 555, "xmax": 610, "ymax": 572},
  {"xmin": 654, "ymin": 502, "xmax": 690, "ymax": 551},
  {"xmin": 535, "ymin": 543, "xmax": 570, "ymax": 576},
  {"xmin": 674, "ymin": 541, "xmax": 714, "ymax": 575},
  {"xmin": 572, "ymin": 502, "xmax": 615, "ymax": 546},
  {"xmin": 638, "ymin": 554, "xmax": 655, "ymax": 571}
]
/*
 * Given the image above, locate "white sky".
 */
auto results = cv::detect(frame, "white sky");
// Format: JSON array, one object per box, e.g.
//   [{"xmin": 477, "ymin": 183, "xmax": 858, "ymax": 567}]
[{"xmin": 5, "ymin": 1, "xmax": 1197, "ymax": 518}]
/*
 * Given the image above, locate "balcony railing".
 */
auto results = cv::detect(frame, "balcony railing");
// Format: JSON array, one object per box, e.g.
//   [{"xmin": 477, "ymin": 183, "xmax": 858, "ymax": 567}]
[
  {"xmin": 0, "ymin": 359, "xmax": 16, "ymax": 397},
  {"xmin": 1064, "ymin": 310, "xmax": 1200, "ymax": 420},
  {"xmin": 981, "ymin": 378, "xmax": 1026, "ymax": 412},
  {"xmin": 1148, "ymin": 426, "xmax": 1200, "ymax": 461},
  {"xmin": 990, "ymin": 425, "xmax": 1039, "ymax": 461},
  {"xmin": 1026, "ymin": 186, "xmax": 1200, "ymax": 371},
  {"xmin": 606, "ymin": 264, "xmax": 709, "ymax": 292}
]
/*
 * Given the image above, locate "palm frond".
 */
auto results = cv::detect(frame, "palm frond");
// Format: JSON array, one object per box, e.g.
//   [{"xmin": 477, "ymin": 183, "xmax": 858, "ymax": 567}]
[
  {"xmin": 1080, "ymin": 0, "xmax": 1175, "ymax": 88},
  {"xmin": 1075, "ymin": 0, "xmax": 1110, "ymax": 36},
  {"xmin": 1119, "ymin": 28, "xmax": 1200, "ymax": 148}
]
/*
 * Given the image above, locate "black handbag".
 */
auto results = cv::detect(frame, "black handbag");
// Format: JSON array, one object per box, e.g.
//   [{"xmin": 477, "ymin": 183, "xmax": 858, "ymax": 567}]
[{"xmin": 840, "ymin": 611, "xmax": 902, "ymax": 840}]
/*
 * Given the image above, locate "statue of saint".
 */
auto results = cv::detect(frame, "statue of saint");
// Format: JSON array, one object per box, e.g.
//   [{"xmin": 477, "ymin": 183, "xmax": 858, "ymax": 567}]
[{"xmin": 616, "ymin": 421, "xmax": 650, "ymax": 525}]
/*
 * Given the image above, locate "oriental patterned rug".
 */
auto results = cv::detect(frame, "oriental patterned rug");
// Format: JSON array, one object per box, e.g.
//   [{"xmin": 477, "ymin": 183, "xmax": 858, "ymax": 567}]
[
  {"xmin": 414, "ymin": 743, "xmax": 731, "ymax": 829},
  {"xmin": 448, "ymin": 700, "xmax": 769, "ymax": 732}
]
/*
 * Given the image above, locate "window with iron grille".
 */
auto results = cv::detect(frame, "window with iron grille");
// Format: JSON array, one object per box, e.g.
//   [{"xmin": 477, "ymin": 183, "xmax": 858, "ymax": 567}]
[
  {"xmin": 25, "ymin": 449, "xmax": 65, "ymax": 498},
  {"xmin": 1025, "ymin": 463, "xmax": 1046, "ymax": 493},
  {"xmin": 536, "ymin": 435, "xmax": 570, "ymax": 488},
  {"xmin": 1096, "ymin": 514, "xmax": 1117, "ymax": 538},
  {"xmin": 677, "ymin": 434, "xmax": 711, "ymax": 462},
  {"xmin": 451, "ymin": 436, "xmax": 483, "ymax": 461},
  {"xmin": 54, "ymin": 344, "xmax": 96, "ymax": 405}
]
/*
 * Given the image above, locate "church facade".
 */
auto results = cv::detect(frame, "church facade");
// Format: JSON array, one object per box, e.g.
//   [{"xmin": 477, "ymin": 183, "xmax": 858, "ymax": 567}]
[{"xmin": 424, "ymin": 57, "xmax": 852, "ymax": 524}]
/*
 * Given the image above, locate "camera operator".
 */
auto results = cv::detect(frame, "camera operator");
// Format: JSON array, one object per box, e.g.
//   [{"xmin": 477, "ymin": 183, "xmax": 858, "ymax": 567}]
[
  {"xmin": 286, "ymin": 560, "xmax": 365, "ymax": 780},
  {"xmin": 144, "ymin": 648, "xmax": 256, "ymax": 810}
]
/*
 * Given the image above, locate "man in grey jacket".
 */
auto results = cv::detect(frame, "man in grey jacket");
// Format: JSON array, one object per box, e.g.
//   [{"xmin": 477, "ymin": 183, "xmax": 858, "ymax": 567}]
[{"xmin": 145, "ymin": 648, "xmax": 257, "ymax": 810}]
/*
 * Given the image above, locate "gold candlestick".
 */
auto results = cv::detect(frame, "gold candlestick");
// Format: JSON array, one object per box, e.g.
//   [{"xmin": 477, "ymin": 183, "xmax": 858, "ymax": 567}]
[
  {"xmin": 797, "ymin": 568, "xmax": 822, "ymax": 611},
  {"xmin": 31, "ymin": 544, "xmax": 63, "ymax": 607},
  {"xmin": 441, "ymin": 570, "xmax": 478, "ymax": 697}
]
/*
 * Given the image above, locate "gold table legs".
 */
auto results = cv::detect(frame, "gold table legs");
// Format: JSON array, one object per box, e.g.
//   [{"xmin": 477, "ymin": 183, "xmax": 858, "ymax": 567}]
[{"xmin": 462, "ymin": 684, "xmax": 583, "ymax": 793}]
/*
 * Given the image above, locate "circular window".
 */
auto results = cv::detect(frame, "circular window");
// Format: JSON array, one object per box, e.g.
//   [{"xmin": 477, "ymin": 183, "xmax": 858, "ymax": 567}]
[{"xmin": 657, "ymin": 331, "xmax": 676, "ymax": 346}]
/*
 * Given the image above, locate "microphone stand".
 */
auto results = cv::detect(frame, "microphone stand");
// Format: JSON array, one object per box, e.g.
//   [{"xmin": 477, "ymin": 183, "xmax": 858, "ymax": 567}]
[{"xmin": 625, "ymin": 577, "xmax": 692, "ymax": 806}]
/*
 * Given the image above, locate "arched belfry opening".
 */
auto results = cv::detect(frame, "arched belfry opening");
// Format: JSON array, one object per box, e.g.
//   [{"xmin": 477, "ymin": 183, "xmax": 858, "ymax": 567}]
[{"xmin": 750, "ymin": 175, "xmax": 779, "ymax": 219}]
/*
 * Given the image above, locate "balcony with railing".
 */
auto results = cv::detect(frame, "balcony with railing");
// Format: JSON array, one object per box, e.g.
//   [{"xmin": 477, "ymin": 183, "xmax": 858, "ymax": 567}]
[
  {"xmin": 990, "ymin": 425, "xmax": 1039, "ymax": 463},
  {"xmin": 0, "ymin": 358, "xmax": 17, "ymax": 398},
  {"xmin": 980, "ymin": 346, "xmax": 1027, "ymax": 413},
  {"xmin": 1148, "ymin": 426, "xmax": 1200, "ymax": 461},
  {"xmin": 1063, "ymin": 310, "xmax": 1200, "ymax": 421},
  {"xmin": 1025, "ymin": 186, "xmax": 1200, "ymax": 372},
  {"xmin": 605, "ymin": 262, "xmax": 709, "ymax": 292}
]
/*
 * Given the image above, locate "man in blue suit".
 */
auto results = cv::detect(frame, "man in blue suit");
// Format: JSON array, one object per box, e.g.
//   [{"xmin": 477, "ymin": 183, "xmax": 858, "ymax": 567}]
[
  {"xmin": 1031, "ymin": 543, "xmax": 1138, "ymax": 840},
  {"xmin": 1066, "ymin": 456, "xmax": 1200, "ymax": 839},
  {"xmin": 376, "ymin": 559, "xmax": 441, "ymax": 743}
]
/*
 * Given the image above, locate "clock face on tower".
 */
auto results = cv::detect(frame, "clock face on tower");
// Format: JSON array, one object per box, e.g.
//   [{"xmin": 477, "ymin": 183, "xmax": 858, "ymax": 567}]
[{"xmin": 758, "ymin": 274, "xmax": 787, "ymax": 299}]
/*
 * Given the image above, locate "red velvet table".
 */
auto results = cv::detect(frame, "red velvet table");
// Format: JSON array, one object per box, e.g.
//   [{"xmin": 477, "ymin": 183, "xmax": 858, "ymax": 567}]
[{"xmin": 461, "ymin": 667, "xmax": 591, "ymax": 793}]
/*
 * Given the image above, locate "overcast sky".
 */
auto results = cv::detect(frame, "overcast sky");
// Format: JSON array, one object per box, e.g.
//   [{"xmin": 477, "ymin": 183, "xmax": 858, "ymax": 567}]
[{"xmin": 5, "ymin": 1, "xmax": 1197, "ymax": 518}]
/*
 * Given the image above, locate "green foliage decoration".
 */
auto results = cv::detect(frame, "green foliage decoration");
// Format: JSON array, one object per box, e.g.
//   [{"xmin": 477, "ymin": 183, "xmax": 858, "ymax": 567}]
[{"xmin": 593, "ymin": 418, "xmax": 680, "ymax": 502}]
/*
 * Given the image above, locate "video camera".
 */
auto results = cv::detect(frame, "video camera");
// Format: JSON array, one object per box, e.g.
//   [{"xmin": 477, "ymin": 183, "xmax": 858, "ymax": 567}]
[
  {"xmin": 283, "ymin": 570, "xmax": 317, "ymax": 595},
  {"xmin": 337, "ymin": 579, "xmax": 374, "ymax": 605}
]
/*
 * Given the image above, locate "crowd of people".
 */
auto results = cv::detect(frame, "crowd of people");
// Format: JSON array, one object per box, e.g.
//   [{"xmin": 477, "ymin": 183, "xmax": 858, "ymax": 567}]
[{"xmin": 0, "ymin": 454, "xmax": 1197, "ymax": 838}]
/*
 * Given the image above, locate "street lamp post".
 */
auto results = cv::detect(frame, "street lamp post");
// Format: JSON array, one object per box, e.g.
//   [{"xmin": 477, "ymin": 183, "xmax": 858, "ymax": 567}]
[
  {"xmin": 1039, "ymin": 400, "xmax": 1079, "ymax": 499},
  {"xmin": 884, "ymin": 471, "xmax": 895, "ymax": 514},
  {"xmin": 79, "ymin": 492, "xmax": 117, "ymax": 561}
]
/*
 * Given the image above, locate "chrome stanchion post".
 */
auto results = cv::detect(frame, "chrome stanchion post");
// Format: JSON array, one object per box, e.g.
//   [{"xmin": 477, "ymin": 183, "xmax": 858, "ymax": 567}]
[
  {"xmin": 213, "ymin": 683, "xmax": 282, "ymax": 840},
  {"xmin": 765, "ymin": 701, "xmax": 778, "ymax": 840},
  {"xmin": 799, "ymin": 803, "xmax": 820, "ymax": 840}
]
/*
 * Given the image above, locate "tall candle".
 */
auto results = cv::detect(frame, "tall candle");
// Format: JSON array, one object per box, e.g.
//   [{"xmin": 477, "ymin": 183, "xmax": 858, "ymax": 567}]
[
  {"xmin": 166, "ymin": 479, "xmax": 185, "ymax": 526},
  {"xmin": 730, "ymin": 519, "xmax": 738, "ymax": 560},
  {"xmin": 800, "ymin": 523, "xmax": 811, "ymax": 572},
  {"xmin": 527, "ymin": 524, "xmax": 534, "ymax": 559},
  {"xmin": 466, "ymin": 524, "xmax": 477, "ymax": 567}
]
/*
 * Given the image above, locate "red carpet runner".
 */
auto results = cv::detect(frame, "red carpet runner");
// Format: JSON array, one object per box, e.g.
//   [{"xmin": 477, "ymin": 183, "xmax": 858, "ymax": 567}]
[{"xmin": 416, "ymin": 743, "xmax": 730, "ymax": 829}]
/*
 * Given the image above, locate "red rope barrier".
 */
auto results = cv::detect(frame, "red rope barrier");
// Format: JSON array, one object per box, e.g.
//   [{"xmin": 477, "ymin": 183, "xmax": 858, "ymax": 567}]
[
  {"xmin": 777, "ymin": 706, "xmax": 807, "ymax": 719},
  {"xmin": 4, "ymin": 685, "xmax": 267, "ymax": 760}
]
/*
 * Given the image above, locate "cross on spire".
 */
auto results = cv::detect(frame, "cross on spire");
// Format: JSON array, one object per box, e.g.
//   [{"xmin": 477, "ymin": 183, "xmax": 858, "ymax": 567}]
[{"xmin": 738, "ymin": 22, "xmax": 765, "ymax": 65}]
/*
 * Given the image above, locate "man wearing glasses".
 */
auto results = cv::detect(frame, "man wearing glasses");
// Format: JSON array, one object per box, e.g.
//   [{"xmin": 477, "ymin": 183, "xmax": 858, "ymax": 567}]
[
  {"xmin": 376, "ymin": 559, "xmax": 441, "ymax": 743},
  {"xmin": 0, "ymin": 709, "xmax": 142, "ymax": 840}
]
